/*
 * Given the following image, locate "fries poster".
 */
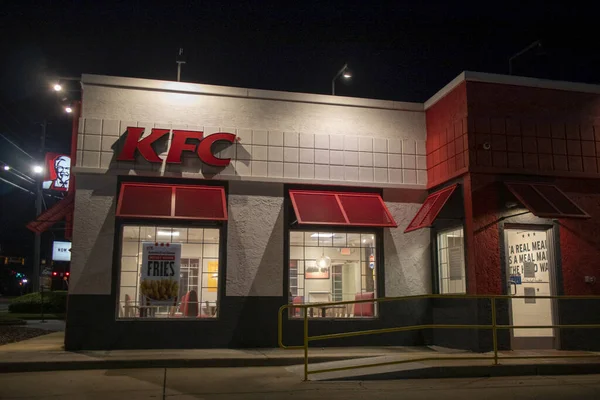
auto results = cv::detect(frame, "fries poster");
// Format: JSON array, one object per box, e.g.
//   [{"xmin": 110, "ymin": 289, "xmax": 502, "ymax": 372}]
[{"xmin": 141, "ymin": 242, "xmax": 181, "ymax": 303}]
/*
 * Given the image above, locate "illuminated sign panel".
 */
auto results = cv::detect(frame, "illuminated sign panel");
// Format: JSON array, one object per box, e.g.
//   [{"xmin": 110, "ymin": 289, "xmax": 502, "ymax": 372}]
[{"xmin": 42, "ymin": 153, "xmax": 70, "ymax": 191}]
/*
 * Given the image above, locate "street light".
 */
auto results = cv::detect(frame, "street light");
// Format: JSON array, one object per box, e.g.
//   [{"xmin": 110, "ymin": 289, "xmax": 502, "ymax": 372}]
[
  {"xmin": 53, "ymin": 84, "xmax": 62, "ymax": 92},
  {"xmin": 2, "ymin": 165, "xmax": 9, "ymax": 171},
  {"xmin": 509, "ymin": 40, "xmax": 544, "ymax": 75},
  {"xmin": 64, "ymin": 106, "xmax": 73, "ymax": 113},
  {"xmin": 32, "ymin": 165, "xmax": 43, "ymax": 174},
  {"xmin": 332, "ymin": 63, "xmax": 352, "ymax": 95}
]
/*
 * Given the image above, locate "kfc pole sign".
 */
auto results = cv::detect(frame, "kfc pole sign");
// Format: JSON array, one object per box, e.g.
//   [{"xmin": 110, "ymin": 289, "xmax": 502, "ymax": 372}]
[{"xmin": 117, "ymin": 127, "xmax": 236, "ymax": 167}]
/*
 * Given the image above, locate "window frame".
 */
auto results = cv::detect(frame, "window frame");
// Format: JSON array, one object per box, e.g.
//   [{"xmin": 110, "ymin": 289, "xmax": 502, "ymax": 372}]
[
  {"xmin": 285, "ymin": 224, "xmax": 385, "ymax": 320},
  {"xmin": 433, "ymin": 226, "xmax": 467, "ymax": 295},
  {"xmin": 112, "ymin": 219, "xmax": 226, "ymax": 322}
]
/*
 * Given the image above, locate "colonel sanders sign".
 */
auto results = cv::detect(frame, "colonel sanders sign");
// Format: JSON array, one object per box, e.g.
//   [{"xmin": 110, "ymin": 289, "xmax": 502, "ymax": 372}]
[{"xmin": 42, "ymin": 153, "xmax": 71, "ymax": 191}]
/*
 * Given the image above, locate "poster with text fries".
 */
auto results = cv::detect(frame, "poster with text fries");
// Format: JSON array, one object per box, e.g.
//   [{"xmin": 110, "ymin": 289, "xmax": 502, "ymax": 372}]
[{"xmin": 141, "ymin": 242, "xmax": 181, "ymax": 304}]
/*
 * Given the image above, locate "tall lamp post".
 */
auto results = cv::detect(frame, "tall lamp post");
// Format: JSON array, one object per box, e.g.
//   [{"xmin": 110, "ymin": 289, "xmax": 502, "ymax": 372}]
[
  {"xmin": 331, "ymin": 63, "xmax": 352, "ymax": 95},
  {"xmin": 31, "ymin": 121, "xmax": 46, "ymax": 292},
  {"xmin": 30, "ymin": 79, "xmax": 77, "ymax": 292}
]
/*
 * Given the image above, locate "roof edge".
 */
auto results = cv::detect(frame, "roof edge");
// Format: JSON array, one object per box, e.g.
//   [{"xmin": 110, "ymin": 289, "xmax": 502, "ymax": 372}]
[
  {"xmin": 424, "ymin": 71, "xmax": 600, "ymax": 110},
  {"xmin": 423, "ymin": 72, "xmax": 467, "ymax": 110},
  {"xmin": 464, "ymin": 71, "xmax": 600, "ymax": 95},
  {"xmin": 81, "ymin": 74, "xmax": 424, "ymax": 112}
]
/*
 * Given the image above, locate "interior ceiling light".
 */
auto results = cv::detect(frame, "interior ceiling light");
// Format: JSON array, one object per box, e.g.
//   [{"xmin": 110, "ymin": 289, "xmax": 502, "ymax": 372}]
[
  {"xmin": 157, "ymin": 231, "xmax": 180, "ymax": 237},
  {"xmin": 317, "ymin": 249, "xmax": 332, "ymax": 268},
  {"xmin": 311, "ymin": 233, "xmax": 335, "ymax": 238}
]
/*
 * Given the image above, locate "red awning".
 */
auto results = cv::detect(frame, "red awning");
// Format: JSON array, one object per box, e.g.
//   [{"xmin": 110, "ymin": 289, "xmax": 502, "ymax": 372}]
[
  {"xmin": 116, "ymin": 183, "xmax": 227, "ymax": 220},
  {"xmin": 289, "ymin": 190, "xmax": 397, "ymax": 227},
  {"xmin": 26, "ymin": 191, "xmax": 75, "ymax": 234},
  {"xmin": 505, "ymin": 182, "xmax": 589, "ymax": 219},
  {"xmin": 404, "ymin": 184, "xmax": 458, "ymax": 233}
]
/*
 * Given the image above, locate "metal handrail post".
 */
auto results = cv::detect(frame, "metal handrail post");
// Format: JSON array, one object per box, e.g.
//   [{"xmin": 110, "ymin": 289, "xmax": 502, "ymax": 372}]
[
  {"xmin": 491, "ymin": 297, "xmax": 498, "ymax": 365},
  {"xmin": 303, "ymin": 309, "xmax": 309, "ymax": 381}
]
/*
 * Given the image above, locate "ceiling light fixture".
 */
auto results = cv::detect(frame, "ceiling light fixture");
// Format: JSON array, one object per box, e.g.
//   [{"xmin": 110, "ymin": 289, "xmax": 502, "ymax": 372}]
[
  {"xmin": 311, "ymin": 233, "xmax": 335, "ymax": 238},
  {"xmin": 317, "ymin": 249, "xmax": 332, "ymax": 269},
  {"xmin": 157, "ymin": 231, "xmax": 180, "ymax": 237}
]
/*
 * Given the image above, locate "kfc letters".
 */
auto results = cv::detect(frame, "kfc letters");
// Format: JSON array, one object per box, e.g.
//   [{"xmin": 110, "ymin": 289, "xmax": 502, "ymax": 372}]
[{"xmin": 117, "ymin": 128, "xmax": 236, "ymax": 167}]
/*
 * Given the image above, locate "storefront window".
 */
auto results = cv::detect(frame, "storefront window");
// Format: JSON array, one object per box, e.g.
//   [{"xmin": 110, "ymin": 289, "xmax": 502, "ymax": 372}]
[
  {"xmin": 118, "ymin": 225, "xmax": 220, "ymax": 319},
  {"xmin": 437, "ymin": 228, "xmax": 466, "ymax": 294},
  {"xmin": 289, "ymin": 231, "xmax": 377, "ymax": 318}
]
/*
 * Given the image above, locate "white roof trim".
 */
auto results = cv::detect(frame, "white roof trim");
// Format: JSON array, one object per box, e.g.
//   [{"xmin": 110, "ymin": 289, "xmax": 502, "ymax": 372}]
[
  {"xmin": 464, "ymin": 71, "xmax": 600, "ymax": 94},
  {"xmin": 81, "ymin": 74, "xmax": 424, "ymax": 112},
  {"xmin": 423, "ymin": 72, "xmax": 467, "ymax": 110},
  {"xmin": 81, "ymin": 71, "xmax": 600, "ymax": 113},
  {"xmin": 424, "ymin": 71, "xmax": 600, "ymax": 110}
]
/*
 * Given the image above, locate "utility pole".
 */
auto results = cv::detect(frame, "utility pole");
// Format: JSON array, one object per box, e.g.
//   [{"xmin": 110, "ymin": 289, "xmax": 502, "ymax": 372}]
[{"xmin": 32, "ymin": 120, "xmax": 46, "ymax": 292}]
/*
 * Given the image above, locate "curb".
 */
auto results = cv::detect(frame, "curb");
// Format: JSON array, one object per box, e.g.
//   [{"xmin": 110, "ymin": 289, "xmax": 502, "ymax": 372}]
[{"xmin": 0, "ymin": 355, "xmax": 366, "ymax": 373}]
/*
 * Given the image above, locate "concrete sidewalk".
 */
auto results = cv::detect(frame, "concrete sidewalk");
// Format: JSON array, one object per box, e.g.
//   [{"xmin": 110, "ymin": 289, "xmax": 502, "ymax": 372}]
[
  {"xmin": 0, "ymin": 332, "xmax": 399, "ymax": 373},
  {"xmin": 2, "ymin": 331, "xmax": 600, "ymax": 380}
]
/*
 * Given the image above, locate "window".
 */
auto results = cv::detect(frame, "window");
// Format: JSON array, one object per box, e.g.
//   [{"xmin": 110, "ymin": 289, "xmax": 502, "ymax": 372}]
[
  {"xmin": 118, "ymin": 225, "xmax": 220, "ymax": 319},
  {"xmin": 437, "ymin": 228, "xmax": 466, "ymax": 294},
  {"xmin": 289, "ymin": 231, "xmax": 378, "ymax": 318}
]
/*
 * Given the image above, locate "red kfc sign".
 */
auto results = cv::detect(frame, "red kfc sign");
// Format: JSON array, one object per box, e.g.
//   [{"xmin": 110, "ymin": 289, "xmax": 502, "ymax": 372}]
[
  {"xmin": 42, "ymin": 153, "xmax": 71, "ymax": 191},
  {"xmin": 117, "ymin": 128, "xmax": 236, "ymax": 167}
]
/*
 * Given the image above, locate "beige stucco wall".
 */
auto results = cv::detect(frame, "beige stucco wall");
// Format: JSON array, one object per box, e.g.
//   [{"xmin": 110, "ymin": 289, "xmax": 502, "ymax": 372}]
[
  {"xmin": 69, "ymin": 75, "xmax": 431, "ymax": 298},
  {"xmin": 76, "ymin": 74, "xmax": 427, "ymax": 188},
  {"xmin": 70, "ymin": 173, "xmax": 116, "ymax": 295}
]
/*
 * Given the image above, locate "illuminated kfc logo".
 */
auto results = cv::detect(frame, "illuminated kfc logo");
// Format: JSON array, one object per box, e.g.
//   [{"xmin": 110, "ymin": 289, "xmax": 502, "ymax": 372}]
[
  {"xmin": 42, "ymin": 153, "xmax": 71, "ymax": 191},
  {"xmin": 117, "ymin": 127, "xmax": 236, "ymax": 167}
]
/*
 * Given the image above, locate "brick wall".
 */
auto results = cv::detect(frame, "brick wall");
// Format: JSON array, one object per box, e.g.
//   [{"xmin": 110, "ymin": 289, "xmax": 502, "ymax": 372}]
[
  {"xmin": 425, "ymin": 82, "xmax": 469, "ymax": 188},
  {"xmin": 467, "ymin": 81, "xmax": 600, "ymax": 177}
]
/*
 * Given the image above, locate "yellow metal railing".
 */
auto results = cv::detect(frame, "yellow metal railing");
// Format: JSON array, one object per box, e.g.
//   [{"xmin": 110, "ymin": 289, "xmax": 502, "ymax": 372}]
[{"xmin": 277, "ymin": 294, "xmax": 600, "ymax": 380}]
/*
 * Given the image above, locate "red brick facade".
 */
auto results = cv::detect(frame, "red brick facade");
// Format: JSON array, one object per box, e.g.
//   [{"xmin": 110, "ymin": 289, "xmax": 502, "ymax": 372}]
[{"xmin": 426, "ymin": 76, "xmax": 600, "ymax": 296}]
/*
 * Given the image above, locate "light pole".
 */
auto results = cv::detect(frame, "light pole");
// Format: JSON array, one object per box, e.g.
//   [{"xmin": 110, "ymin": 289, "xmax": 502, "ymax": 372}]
[
  {"xmin": 31, "ymin": 120, "xmax": 46, "ymax": 292},
  {"xmin": 176, "ymin": 48, "xmax": 186, "ymax": 82},
  {"xmin": 331, "ymin": 63, "xmax": 352, "ymax": 95},
  {"xmin": 509, "ymin": 40, "xmax": 543, "ymax": 75}
]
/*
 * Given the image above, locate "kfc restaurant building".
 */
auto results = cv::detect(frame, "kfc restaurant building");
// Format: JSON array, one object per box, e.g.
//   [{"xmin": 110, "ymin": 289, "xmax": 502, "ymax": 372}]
[{"xmin": 65, "ymin": 72, "xmax": 600, "ymax": 351}]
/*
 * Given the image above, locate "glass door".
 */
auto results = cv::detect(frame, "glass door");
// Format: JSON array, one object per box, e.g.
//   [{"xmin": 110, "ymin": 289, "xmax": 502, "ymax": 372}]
[{"xmin": 505, "ymin": 226, "xmax": 557, "ymax": 349}]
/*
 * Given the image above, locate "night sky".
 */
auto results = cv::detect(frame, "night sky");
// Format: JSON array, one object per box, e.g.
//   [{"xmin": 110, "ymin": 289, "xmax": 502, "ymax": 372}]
[{"xmin": 0, "ymin": 1, "xmax": 598, "ymax": 261}]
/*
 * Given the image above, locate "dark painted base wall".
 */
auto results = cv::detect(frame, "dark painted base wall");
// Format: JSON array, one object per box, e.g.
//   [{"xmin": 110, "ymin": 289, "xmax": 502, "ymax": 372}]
[
  {"xmin": 428, "ymin": 298, "xmax": 510, "ymax": 352},
  {"xmin": 65, "ymin": 295, "xmax": 431, "ymax": 350},
  {"xmin": 65, "ymin": 295, "xmax": 284, "ymax": 350},
  {"xmin": 558, "ymin": 300, "xmax": 600, "ymax": 351},
  {"xmin": 65, "ymin": 294, "xmax": 600, "ymax": 351}
]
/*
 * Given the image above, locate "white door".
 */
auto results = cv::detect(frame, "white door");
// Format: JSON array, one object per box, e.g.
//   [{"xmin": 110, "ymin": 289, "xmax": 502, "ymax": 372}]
[{"xmin": 505, "ymin": 228, "xmax": 556, "ymax": 349}]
